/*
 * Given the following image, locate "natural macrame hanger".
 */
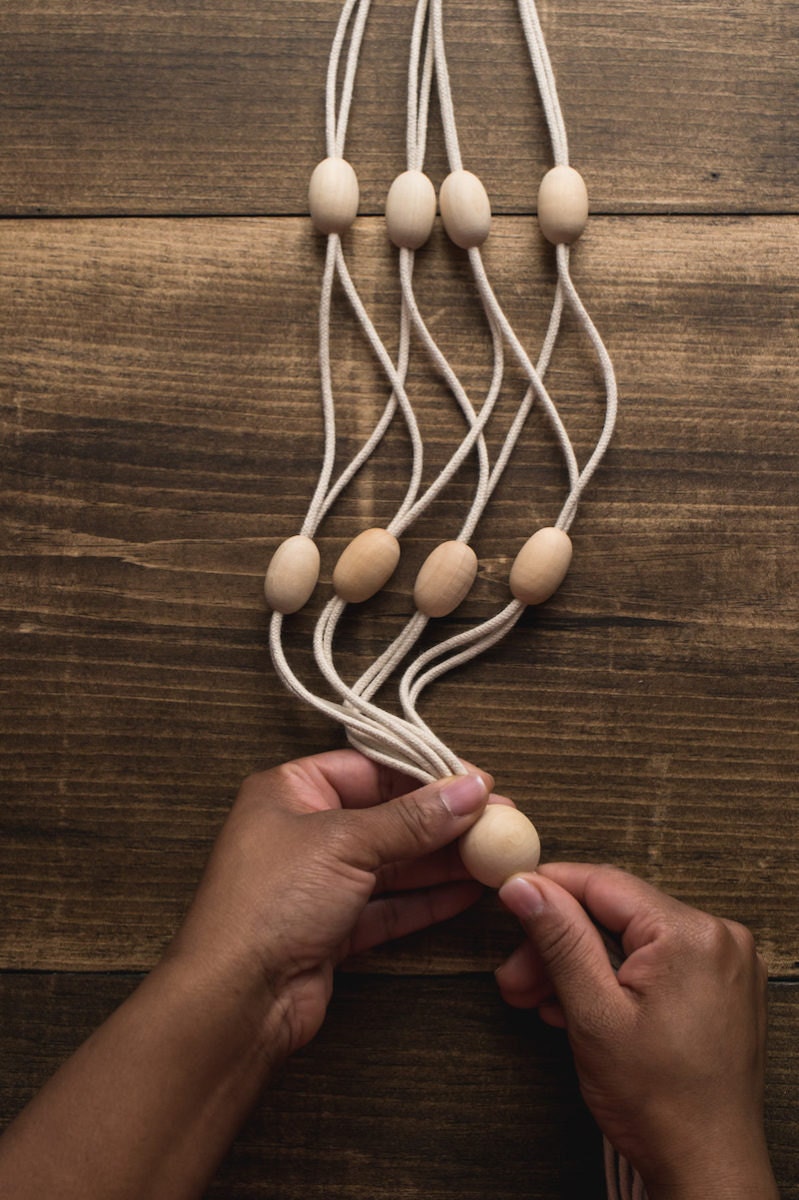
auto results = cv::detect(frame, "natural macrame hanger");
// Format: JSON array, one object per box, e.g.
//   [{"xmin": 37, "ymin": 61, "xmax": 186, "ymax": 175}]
[
  {"xmin": 263, "ymin": 6, "xmax": 642, "ymax": 1190},
  {"xmin": 266, "ymin": 0, "xmax": 617, "ymax": 779},
  {"xmin": 310, "ymin": 0, "xmax": 577, "ymax": 777},
  {"xmin": 306, "ymin": 0, "xmax": 617, "ymax": 780}
]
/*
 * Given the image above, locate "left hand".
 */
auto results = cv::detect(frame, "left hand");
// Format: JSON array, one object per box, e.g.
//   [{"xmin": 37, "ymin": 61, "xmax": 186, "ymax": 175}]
[
  {"xmin": 170, "ymin": 749, "xmax": 494, "ymax": 1060},
  {"xmin": 0, "ymin": 754, "xmax": 494, "ymax": 1200}
]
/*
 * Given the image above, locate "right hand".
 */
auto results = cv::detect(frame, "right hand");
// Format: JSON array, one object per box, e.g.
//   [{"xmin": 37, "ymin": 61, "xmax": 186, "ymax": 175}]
[{"xmin": 496, "ymin": 863, "xmax": 778, "ymax": 1200}]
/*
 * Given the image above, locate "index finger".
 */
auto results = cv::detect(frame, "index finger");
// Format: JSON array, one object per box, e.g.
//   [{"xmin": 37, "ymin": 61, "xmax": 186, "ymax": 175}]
[{"xmin": 537, "ymin": 862, "xmax": 700, "ymax": 956}]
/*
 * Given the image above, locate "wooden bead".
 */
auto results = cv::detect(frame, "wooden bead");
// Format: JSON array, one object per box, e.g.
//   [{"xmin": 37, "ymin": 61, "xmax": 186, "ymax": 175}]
[
  {"xmin": 264, "ymin": 535, "xmax": 320, "ymax": 614},
  {"xmin": 537, "ymin": 165, "xmax": 589, "ymax": 245},
  {"xmin": 459, "ymin": 806, "xmax": 541, "ymax": 889},
  {"xmin": 385, "ymin": 170, "xmax": 437, "ymax": 249},
  {"xmin": 414, "ymin": 541, "xmax": 478, "ymax": 618},
  {"xmin": 332, "ymin": 528, "xmax": 400, "ymax": 604},
  {"xmin": 509, "ymin": 527, "xmax": 573, "ymax": 606},
  {"xmin": 308, "ymin": 157, "xmax": 360, "ymax": 234},
  {"xmin": 439, "ymin": 169, "xmax": 491, "ymax": 249}
]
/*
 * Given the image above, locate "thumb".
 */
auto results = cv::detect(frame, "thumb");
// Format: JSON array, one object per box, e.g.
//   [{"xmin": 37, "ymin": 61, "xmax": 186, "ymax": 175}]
[
  {"xmin": 498, "ymin": 873, "xmax": 620, "ymax": 1026},
  {"xmin": 350, "ymin": 772, "xmax": 491, "ymax": 869}
]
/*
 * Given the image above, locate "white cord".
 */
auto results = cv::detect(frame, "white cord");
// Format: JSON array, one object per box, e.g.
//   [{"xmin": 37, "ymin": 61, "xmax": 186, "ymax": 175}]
[
  {"xmin": 271, "ymin": 9, "xmax": 633, "ymax": 1197},
  {"xmin": 270, "ymin": 0, "xmax": 619, "ymax": 796},
  {"xmin": 394, "ymin": 0, "xmax": 616, "ymax": 732},
  {"xmin": 337, "ymin": 0, "xmax": 572, "ymax": 739},
  {"xmin": 272, "ymin": 0, "xmax": 436, "ymax": 770}
]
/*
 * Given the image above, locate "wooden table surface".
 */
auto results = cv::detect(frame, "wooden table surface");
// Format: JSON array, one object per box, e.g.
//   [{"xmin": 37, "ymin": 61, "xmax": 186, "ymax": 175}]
[{"xmin": 1, "ymin": 2, "xmax": 797, "ymax": 1196}]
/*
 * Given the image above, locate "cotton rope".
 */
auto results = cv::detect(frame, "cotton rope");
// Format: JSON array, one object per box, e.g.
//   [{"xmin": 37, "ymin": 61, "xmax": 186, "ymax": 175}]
[
  {"xmin": 270, "ymin": 0, "xmax": 450, "ymax": 775},
  {"xmin": 314, "ymin": 0, "xmax": 577, "ymax": 767},
  {"xmin": 395, "ymin": 0, "xmax": 617, "ymax": 728},
  {"xmin": 264, "ymin": 6, "xmax": 643, "ymax": 1191},
  {"xmin": 268, "ymin": 0, "xmax": 618, "ymax": 773}
]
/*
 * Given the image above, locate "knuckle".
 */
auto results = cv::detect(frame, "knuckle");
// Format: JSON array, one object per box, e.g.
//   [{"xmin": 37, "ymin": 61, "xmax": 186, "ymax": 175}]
[
  {"xmin": 688, "ymin": 912, "xmax": 730, "ymax": 958},
  {"xmin": 727, "ymin": 919, "xmax": 758, "ymax": 957},
  {"xmin": 393, "ymin": 794, "xmax": 439, "ymax": 851},
  {"xmin": 237, "ymin": 768, "xmax": 269, "ymax": 796},
  {"xmin": 322, "ymin": 813, "xmax": 382, "ymax": 877},
  {"xmin": 234, "ymin": 768, "xmax": 277, "ymax": 813},
  {"xmin": 537, "ymin": 916, "xmax": 590, "ymax": 973},
  {"xmin": 325, "ymin": 811, "xmax": 362, "ymax": 856},
  {"xmin": 376, "ymin": 892, "xmax": 404, "ymax": 940},
  {"xmin": 271, "ymin": 760, "xmax": 307, "ymax": 791}
]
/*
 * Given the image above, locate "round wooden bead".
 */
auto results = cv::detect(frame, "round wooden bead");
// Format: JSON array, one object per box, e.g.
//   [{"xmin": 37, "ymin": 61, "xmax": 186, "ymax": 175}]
[
  {"xmin": 537, "ymin": 165, "xmax": 589, "ymax": 245},
  {"xmin": 509, "ymin": 527, "xmax": 573, "ymax": 606},
  {"xmin": 385, "ymin": 170, "xmax": 437, "ymax": 249},
  {"xmin": 439, "ymin": 169, "xmax": 491, "ymax": 249},
  {"xmin": 332, "ymin": 528, "xmax": 401, "ymax": 604},
  {"xmin": 413, "ymin": 541, "xmax": 478, "ymax": 618},
  {"xmin": 264, "ymin": 535, "xmax": 320, "ymax": 614},
  {"xmin": 458, "ymin": 805, "xmax": 541, "ymax": 889},
  {"xmin": 308, "ymin": 157, "xmax": 360, "ymax": 234}
]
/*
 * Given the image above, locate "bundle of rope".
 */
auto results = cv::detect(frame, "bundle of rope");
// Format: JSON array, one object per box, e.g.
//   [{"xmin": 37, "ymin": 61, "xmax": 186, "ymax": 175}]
[{"xmin": 264, "ymin": 5, "xmax": 640, "ymax": 1193}]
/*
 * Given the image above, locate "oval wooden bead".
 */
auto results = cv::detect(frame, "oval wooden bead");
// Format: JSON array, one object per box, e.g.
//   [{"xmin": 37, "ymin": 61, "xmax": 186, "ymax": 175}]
[
  {"xmin": 308, "ymin": 157, "xmax": 360, "ymax": 234},
  {"xmin": 509, "ymin": 527, "xmax": 573, "ymax": 606},
  {"xmin": 439, "ymin": 169, "xmax": 491, "ymax": 249},
  {"xmin": 537, "ymin": 165, "xmax": 589, "ymax": 245},
  {"xmin": 459, "ymin": 805, "xmax": 541, "ymax": 889},
  {"xmin": 264, "ymin": 535, "xmax": 320, "ymax": 614},
  {"xmin": 385, "ymin": 170, "xmax": 437, "ymax": 249},
  {"xmin": 414, "ymin": 541, "xmax": 478, "ymax": 618},
  {"xmin": 333, "ymin": 528, "xmax": 401, "ymax": 604}
]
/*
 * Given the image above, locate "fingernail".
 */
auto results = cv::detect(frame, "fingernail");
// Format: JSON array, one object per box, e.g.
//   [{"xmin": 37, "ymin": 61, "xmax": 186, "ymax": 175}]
[
  {"xmin": 440, "ymin": 773, "xmax": 487, "ymax": 816},
  {"xmin": 499, "ymin": 874, "xmax": 546, "ymax": 919}
]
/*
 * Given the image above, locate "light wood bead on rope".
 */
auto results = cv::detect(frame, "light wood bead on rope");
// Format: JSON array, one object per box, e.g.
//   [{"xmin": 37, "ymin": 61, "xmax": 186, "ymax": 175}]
[
  {"xmin": 386, "ymin": 170, "xmax": 437, "ymax": 249},
  {"xmin": 439, "ymin": 169, "xmax": 492, "ymax": 249},
  {"xmin": 509, "ymin": 527, "xmax": 573, "ymax": 605},
  {"xmin": 414, "ymin": 540, "xmax": 478, "ymax": 617},
  {"xmin": 537, "ymin": 165, "xmax": 589, "ymax": 245},
  {"xmin": 264, "ymin": 535, "xmax": 321, "ymax": 614},
  {"xmin": 309, "ymin": 157, "xmax": 360, "ymax": 234},
  {"xmin": 332, "ymin": 527, "xmax": 401, "ymax": 603},
  {"xmin": 458, "ymin": 805, "xmax": 541, "ymax": 888}
]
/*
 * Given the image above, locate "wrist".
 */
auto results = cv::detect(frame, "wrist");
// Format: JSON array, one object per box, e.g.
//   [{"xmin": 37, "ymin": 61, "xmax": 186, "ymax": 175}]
[
  {"xmin": 642, "ymin": 1127, "xmax": 779, "ymax": 1200},
  {"xmin": 157, "ymin": 936, "xmax": 294, "ymax": 1080}
]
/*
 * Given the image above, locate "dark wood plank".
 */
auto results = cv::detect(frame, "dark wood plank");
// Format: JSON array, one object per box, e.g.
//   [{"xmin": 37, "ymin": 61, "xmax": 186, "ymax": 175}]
[
  {"xmin": 1, "ymin": 216, "xmax": 797, "ymax": 973},
  {"xmin": 0, "ymin": 972, "xmax": 796, "ymax": 1198},
  {"xmin": 1, "ymin": 5, "xmax": 794, "ymax": 1197},
  {"xmin": 0, "ymin": 1, "xmax": 797, "ymax": 216}
]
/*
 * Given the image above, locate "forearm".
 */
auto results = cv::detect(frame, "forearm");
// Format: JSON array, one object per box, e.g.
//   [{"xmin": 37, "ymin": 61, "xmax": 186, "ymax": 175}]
[{"xmin": 0, "ymin": 950, "xmax": 287, "ymax": 1200}]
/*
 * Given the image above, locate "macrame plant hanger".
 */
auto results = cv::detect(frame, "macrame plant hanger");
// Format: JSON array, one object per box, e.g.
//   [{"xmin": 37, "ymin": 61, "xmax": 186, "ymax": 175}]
[{"xmin": 264, "ymin": 3, "xmax": 642, "ymax": 1196}]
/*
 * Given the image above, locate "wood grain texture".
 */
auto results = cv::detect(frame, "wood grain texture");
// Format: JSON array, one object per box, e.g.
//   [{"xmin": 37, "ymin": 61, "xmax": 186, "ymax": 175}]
[
  {"xmin": 0, "ymin": 1, "xmax": 797, "ymax": 216},
  {"xmin": 1, "ymin": 2, "xmax": 797, "ymax": 1191},
  {"xmin": 1, "ymin": 216, "xmax": 797, "ymax": 973},
  {"xmin": 0, "ymin": 973, "xmax": 797, "ymax": 1198}
]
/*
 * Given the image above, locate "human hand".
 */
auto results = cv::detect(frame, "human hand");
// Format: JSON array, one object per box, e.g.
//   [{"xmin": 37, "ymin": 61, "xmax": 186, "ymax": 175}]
[
  {"xmin": 170, "ymin": 749, "xmax": 493, "ymax": 1062},
  {"xmin": 0, "ymin": 754, "xmax": 494, "ymax": 1200},
  {"xmin": 496, "ymin": 864, "xmax": 778, "ymax": 1200}
]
